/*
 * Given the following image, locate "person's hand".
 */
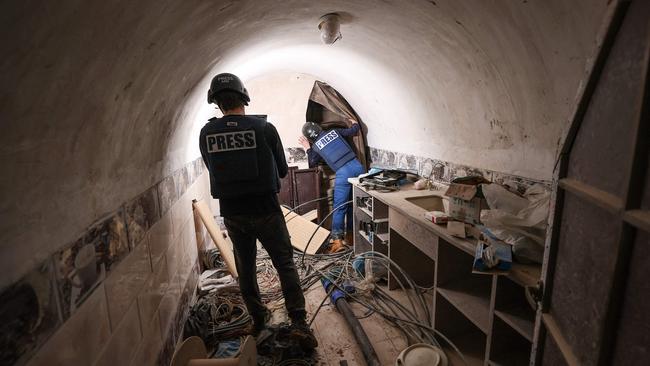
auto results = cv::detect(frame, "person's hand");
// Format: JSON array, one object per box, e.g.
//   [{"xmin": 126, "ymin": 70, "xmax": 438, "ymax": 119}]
[
  {"xmin": 298, "ymin": 136, "xmax": 311, "ymax": 150},
  {"xmin": 347, "ymin": 117, "xmax": 358, "ymax": 124}
]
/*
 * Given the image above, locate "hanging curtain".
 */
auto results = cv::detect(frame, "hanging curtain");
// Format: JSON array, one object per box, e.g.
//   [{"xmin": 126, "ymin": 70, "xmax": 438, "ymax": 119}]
[{"xmin": 306, "ymin": 81, "xmax": 369, "ymax": 170}]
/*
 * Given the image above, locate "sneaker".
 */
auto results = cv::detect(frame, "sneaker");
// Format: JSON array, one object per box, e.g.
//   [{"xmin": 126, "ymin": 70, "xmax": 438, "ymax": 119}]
[{"xmin": 289, "ymin": 320, "xmax": 319, "ymax": 349}]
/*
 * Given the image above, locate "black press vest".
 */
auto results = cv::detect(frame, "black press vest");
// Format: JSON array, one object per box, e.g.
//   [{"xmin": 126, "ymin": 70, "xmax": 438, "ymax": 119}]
[{"xmin": 201, "ymin": 116, "xmax": 279, "ymax": 199}]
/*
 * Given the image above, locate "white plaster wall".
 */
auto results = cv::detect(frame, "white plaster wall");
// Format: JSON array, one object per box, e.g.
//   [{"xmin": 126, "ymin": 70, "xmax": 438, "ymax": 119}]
[
  {"xmin": 246, "ymin": 72, "xmax": 317, "ymax": 169},
  {"xmin": 0, "ymin": 0, "xmax": 610, "ymax": 287}
]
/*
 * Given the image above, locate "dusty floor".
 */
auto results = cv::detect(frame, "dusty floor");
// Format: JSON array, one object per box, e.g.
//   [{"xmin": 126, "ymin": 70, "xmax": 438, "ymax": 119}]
[{"xmin": 301, "ymin": 283, "xmax": 411, "ymax": 366}]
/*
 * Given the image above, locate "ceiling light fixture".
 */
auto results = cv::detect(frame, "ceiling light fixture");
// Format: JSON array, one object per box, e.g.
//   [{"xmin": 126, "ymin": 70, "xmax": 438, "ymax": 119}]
[{"xmin": 318, "ymin": 13, "xmax": 342, "ymax": 45}]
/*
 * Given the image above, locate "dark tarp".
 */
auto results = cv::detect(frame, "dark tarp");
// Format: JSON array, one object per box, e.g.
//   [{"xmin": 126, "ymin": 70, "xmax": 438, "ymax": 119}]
[{"xmin": 306, "ymin": 81, "xmax": 368, "ymax": 170}]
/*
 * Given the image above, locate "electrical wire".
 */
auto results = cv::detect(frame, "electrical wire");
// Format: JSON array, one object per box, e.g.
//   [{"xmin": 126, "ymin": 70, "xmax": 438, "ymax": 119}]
[
  {"xmin": 195, "ymin": 199, "xmax": 471, "ymax": 365},
  {"xmin": 300, "ymin": 199, "xmax": 353, "ymax": 266},
  {"xmin": 304, "ymin": 251, "xmax": 470, "ymax": 366},
  {"xmin": 283, "ymin": 195, "xmax": 333, "ymax": 218}
]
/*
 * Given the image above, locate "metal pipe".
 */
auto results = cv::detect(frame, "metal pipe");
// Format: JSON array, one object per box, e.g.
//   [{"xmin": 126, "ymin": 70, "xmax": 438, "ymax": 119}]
[{"xmin": 322, "ymin": 279, "xmax": 381, "ymax": 366}]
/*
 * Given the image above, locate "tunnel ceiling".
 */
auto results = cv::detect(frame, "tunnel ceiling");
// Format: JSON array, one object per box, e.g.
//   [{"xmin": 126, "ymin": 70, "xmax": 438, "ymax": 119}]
[{"xmin": 0, "ymin": 0, "xmax": 608, "ymax": 286}]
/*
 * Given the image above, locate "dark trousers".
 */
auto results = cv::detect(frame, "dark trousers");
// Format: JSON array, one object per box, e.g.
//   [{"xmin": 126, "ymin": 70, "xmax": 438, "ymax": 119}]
[{"xmin": 224, "ymin": 211, "xmax": 306, "ymax": 322}]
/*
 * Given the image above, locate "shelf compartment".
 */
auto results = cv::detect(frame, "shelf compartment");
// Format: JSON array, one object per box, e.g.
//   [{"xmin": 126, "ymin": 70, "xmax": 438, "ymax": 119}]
[
  {"xmin": 354, "ymin": 231, "xmax": 372, "ymax": 255},
  {"xmin": 359, "ymin": 206, "xmax": 373, "ymax": 218},
  {"xmin": 435, "ymin": 294, "xmax": 487, "ymax": 366},
  {"xmin": 489, "ymin": 316, "xmax": 533, "ymax": 366},
  {"xmin": 388, "ymin": 229, "xmax": 435, "ymax": 290},
  {"xmin": 494, "ymin": 276, "xmax": 535, "ymax": 342},
  {"xmin": 357, "ymin": 230, "xmax": 388, "ymax": 255},
  {"xmin": 437, "ymin": 277, "xmax": 492, "ymax": 333},
  {"xmin": 375, "ymin": 232, "xmax": 389, "ymax": 243},
  {"xmin": 494, "ymin": 306, "xmax": 534, "ymax": 342}
]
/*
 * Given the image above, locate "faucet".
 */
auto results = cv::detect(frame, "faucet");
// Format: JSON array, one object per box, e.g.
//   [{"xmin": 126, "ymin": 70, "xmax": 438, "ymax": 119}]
[{"xmin": 426, "ymin": 162, "xmax": 445, "ymax": 190}]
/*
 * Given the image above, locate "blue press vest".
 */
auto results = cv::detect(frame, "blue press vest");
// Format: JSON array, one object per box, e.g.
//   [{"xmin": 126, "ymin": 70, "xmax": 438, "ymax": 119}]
[
  {"xmin": 312, "ymin": 129, "xmax": 357, "ymax": 171},
  {"xmin": 201, "ymin": 116, "xmax": 279, "ymax": 199}
]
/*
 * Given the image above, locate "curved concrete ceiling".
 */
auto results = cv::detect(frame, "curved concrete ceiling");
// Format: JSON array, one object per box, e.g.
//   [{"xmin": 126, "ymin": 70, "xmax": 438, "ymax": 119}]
[{"xmin": 0, "ymin": 0, "xmax": 608, "ymax": 285}]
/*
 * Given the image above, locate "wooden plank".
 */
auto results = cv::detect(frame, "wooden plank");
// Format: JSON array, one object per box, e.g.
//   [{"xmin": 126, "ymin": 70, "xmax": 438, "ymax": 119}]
[
  {"xmin": 495, "ymin": 308, "xmax": 534, "ymax": 342},
  {"xmin": 541, "ymin": 313, "xmax": 581, "ymax": 366},
  {"xmin": 508, "ymin": 262, "xmax": 542, "ymax": 288},
  {"xmin": 623, "ymin": 209, "xmax": 650, "ymax": 232},
  {"xmin": 558, "ymin": 178, "xmax": 623, "ymax": 214},
  {"xmin": 281, "ymin": 207, "xmax": 330, "ymax": 255},
  {"xmin": 192, "ymin": 200, "xmax": 238, "ymax": 278},
  {"xmin": 301, "ymin": 209, "xmax": 318, "ymax": 222}
]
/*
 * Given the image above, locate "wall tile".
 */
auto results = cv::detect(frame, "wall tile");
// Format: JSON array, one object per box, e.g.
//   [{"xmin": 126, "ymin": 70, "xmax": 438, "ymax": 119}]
[
  {"xmin": 175, "ymin": 168, "xmax": 189, "ymax": 199},
  {"xmin": 149, "ymin": 212, "xmax": 173, "ymax": 268},
  {"xmin": 125, "ymin": 186, "xmax": 160, "ymax": 249},
  {"xmin": 157, "ymin": 175, "xmax": 177, "ymax": 216},
  {"xmin": 180, "ymin": 219, "xmax": 198, "ymax": 266},
  {"xmin": 447, "ymin": 162, "xmax": 492, "ymax": 182},
  {"xmin": 158, "ymin": 266, "xmax": 182, "ymax": 339},
  {"xmin": 3, "ymin": 159, "xmax": 205, "ymax": 366},
  {"xmin": 0, "ymin": 259, "xmax": 61, "ymax": 366},
  {"xmin": 86, "ymin": 209, "xmax": 130, "ymax": 272},
  {"xmin": 369, "ymin": 146, "xmax": 549, "ymax": 188},
  {"xmin": 104, "ymin": 237, "xmax": 152, "ymax": 329},
  {"xmin": 492, "ymin": 171, "xmax": 549, "ymax": 194},
  {"xmin": 194, "ymin": 158, "xmax": 204, "ymax": 179},
  {"xmin": 171, "ymin": 193, "xmax": 193, "ymax": 240},
  {"xmin": 26, "ymin": 284, "xmax": 111, "ymax": 366},
  {"xmin": 137, "ymin": 256, "xmax": 169, "ymax": 329},
  {"xmin": 164, "ymin": 235, "xmax": 185, "ymax": 286},
  {"xmin": 186, "ymin": 161, "xmax": 196, "ymax": 186},
  {"xmin": 55, "ymin": 207, "xmax": 131, "ymax": 320},
  {"xmin": 129, "ymin": 312, "xmax": 162, "ymax": 366},
  {"xmin": 92, "ymin": 300, "xmax": 142, "ymax": 366}
]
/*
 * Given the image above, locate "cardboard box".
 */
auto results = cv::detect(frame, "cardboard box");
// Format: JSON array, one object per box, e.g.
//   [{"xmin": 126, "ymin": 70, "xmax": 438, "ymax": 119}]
[{"xmin": 444, "ymin": 178, "xmax": 490, "ymax": 224}]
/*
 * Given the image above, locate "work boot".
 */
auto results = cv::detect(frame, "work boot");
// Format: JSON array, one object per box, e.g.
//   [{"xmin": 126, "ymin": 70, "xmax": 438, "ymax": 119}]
[
  {"xmin": 345, "ymin": 231, "xmax": 354, "ymax": 246},
  {"xmin": 327, "ymin": 238, "xmax": 346, "ymax": 253},
  {"xmin": 289, "ymin": 319, "xmax": 319, "ymax": 349}
]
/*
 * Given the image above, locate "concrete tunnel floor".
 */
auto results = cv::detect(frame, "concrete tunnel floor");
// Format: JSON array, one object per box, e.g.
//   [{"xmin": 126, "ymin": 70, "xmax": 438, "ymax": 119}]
[{"xmin": 0, "ymin": 0, "xmax": 612, "ymax": 365}]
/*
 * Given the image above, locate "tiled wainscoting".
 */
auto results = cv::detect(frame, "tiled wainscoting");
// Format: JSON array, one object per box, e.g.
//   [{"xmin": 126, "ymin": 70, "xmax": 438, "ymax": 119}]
[
  {"xmin": 368, "ymin": 147, "xmax": 550, "ymax": 192},
  {"xmin": 2, "ymin": 158, "xmax": 213, "ymax": 366}
]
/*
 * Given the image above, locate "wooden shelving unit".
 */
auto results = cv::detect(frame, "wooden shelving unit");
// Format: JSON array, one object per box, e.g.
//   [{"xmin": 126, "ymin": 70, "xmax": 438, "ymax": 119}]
[
  {"xmin": 353, "ymin": 186, "xmax": 390, "ymax": 255},
  {"xmin": 351, "ymin": 183, "xmax": 541, "ymax": 365},
  {"xmin": 494, "ymin": 306, "xmax": 534, "ymax": 342},
  {"xmin": 437, "ymin": 279, "xmax": 492, "ymax": 333},
  {"xmin": 436, "ymin": 293, "xmax": 487, "ymax": 366}
]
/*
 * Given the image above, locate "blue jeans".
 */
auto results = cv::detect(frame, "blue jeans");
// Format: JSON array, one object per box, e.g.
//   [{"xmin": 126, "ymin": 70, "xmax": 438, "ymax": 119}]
[{"xmin": 332, "ymin": 159, "xmax": 365, "ymax": 238}]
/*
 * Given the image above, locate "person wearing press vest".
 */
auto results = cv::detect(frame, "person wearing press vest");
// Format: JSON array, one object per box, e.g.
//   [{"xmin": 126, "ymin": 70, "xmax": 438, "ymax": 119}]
[
  {"xmin": 299, "ymin": 121, "xmax": 365, "ymax": 252},
  {"xmin": 199, "ymin": 73, "xmax": 318, "ymax": 349}
]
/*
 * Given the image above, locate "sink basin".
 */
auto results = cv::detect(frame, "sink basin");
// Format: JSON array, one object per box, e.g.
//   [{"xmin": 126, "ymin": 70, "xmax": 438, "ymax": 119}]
[{"xmin": 404, "ymin": 195, "xmax": 446, "ymax": 212}]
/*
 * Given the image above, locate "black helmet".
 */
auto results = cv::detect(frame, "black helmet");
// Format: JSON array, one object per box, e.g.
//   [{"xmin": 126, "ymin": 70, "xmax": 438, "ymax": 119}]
[
  {"xmin": 207, "ymin": 73, "xmax": 250, "ymax": 105},
  {"xmin": 302, "ymin": 122, "xmax": 322, "ymax": 140}
]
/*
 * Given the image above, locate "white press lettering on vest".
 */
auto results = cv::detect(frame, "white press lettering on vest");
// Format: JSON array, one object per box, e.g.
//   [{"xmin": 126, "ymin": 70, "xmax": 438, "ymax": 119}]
[
  {"xmin": 206, "ymin": 131, "xmax": 257, "ymax": 153},
  {"xmin": 314, "ymin": 131, "xmax": 339, "ymax": 150}
]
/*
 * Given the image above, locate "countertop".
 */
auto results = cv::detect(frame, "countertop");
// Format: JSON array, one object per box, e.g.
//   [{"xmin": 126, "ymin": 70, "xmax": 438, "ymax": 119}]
[{"xmin": 351, "ymin": 179, "xmax": 541, "ymax": 287}]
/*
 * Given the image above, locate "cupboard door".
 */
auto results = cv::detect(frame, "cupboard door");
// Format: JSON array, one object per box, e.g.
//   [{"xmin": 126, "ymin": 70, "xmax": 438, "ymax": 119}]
[
  {"xmin": 293, "ymin": 168, "xmax": 321, "ymax": 215},
  {"xmin": 278, "ymin": 166, "xmax": 297, "ymax": 208}
]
